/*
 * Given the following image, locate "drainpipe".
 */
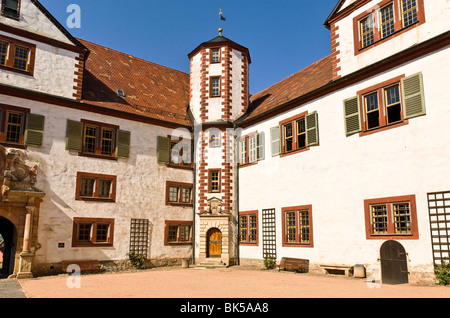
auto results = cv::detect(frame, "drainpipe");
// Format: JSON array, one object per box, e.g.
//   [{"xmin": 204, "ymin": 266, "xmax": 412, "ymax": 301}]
[
  {"xmin": 233, "ymin": 122, "xmax": 240, "ymax": 266},
  {"xmin": 188, "ymin": 107, "xmax": 197, "ymax": 265}
]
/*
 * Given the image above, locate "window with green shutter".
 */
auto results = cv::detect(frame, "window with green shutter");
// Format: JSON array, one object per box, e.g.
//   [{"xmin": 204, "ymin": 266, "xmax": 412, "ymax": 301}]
[
  {"xmin": 238, "ymin": 131, "xmax": 265, "ymax": 166},
  {"xmin": 345, "ymin": 73, "xmax": 425, "ymax": 137},
  {"xmin": 343, "ymin": 96, "xmax": 362, "ymax": 136},
  {"xmin": 66, "ymin": 119, "xmax": 130, "ymax": 159},
  {"xmin": 402, "ymin": 72, "xmax": 426, "ymax": 119},
  {"xmin": 278, "ymin": 111, "xmax": 319, "ymax": 155},
  {"xmin": 25, "ymin": 113, "xmax": 45, "ymax": 147}
]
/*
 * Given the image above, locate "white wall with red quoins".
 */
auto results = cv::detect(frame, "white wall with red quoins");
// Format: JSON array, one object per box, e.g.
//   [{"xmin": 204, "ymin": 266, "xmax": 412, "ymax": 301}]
[
  {"xmin": 0, "ymin": 0, "xmax": 85, "ymax": 100},
  {"xmin": 329, "ymin": 0, "xmax": 450, "ymax": 79}
]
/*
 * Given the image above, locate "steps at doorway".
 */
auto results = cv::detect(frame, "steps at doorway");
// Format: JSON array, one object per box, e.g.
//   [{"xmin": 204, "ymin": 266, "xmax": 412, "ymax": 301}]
[{"xmin": 194, "ymin": 260, "xmax": 228, "ymax": 269}]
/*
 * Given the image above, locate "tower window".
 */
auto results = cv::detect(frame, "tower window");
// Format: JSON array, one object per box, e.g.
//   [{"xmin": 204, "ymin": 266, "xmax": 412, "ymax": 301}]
[
  {"xmin": 211, "ymin": 48, "xmax": 220, "ymax": 63},
  {"xmin": 210, "ymin": 77, "xmax": 221, "ymax": 97}
]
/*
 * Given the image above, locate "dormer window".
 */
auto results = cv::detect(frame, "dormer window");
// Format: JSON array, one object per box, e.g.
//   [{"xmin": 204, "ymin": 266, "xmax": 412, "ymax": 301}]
[
  {"xmin": 1, "ymin": 0, "xmax": 20, "ymax": 19},
  {"xmin": 354, "ymin": 0, "xmax": 424, "ymax": 54}
]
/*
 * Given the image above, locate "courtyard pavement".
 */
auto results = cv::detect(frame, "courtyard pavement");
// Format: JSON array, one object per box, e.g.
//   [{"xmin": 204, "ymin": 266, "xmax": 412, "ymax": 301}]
[{"xmin": 9, "ymin": 266, "xmax": 450, "ymax": 299}]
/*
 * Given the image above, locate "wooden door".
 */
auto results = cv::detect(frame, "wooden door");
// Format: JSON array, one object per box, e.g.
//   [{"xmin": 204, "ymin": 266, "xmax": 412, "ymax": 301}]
[
  {"xmin": 380, "ymin": 240, "xmax": 409, "ymax": 285},
  {"xmin": 208, "ymin": 228, "xmax": 222, "ymax": 258}
]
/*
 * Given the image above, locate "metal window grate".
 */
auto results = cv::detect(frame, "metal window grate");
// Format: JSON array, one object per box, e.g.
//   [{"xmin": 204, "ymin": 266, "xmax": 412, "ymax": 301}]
[
  {"xmin": 129, "ymin": 219, "xmax": 149, "ymax": 257},
  {"xmin": 262, "ymin": 209, "xmax": 277, "ymax": 259},
  {"xmin": 427, "ymin": 192, "xmax": 450, "ymax": 267}
]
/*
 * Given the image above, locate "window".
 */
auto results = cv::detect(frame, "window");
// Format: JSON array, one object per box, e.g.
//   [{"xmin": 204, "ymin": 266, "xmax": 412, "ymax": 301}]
[
  {"xmin": 360, "ymin": 15, "xmax": 374, "ymax": 48},
  {"xmin": 401, "ymin": 0, "xmax": 418, "ymax": 28},
  {"xmin": 282, "ymin": 205, "xmax": 313, "ymax": 247},
  {"xmin": 72, "ymin": 218, "xmax": 115, "ymax": 247},
  {"xmin": 364, "ymin": 195, "xmax": 418, "ymax": 239},
  {"xmin": 354, "ymin": 0, "xmax": 424, "ymax": 53},
  {"xmin": 1, "ymin": 0, "xmax": 20, "ymax": 19},
  {"xmin": 0, "ymin": 35, "xmax": 35, "ymax": 75},
  {"xmin": 164, "ymin": 221, "xmax": 193, "ymax": 245},
  {"xmin": 0, "ymin": 41, "xmax": 7, "ymax": 66},
  {"xmin": 66, "ymin": 119, "xmax": 130, "ymax": 159},
  {"xmin": 362, "ymin": 79, "xmax": 404, "ymax": 131},
  {"xmin": 210, "ymin": 77, "xmax": 221, "ymax": 97},
  {"xmin": 156, "ymin": 136, "xmax": 193, "ymax": 168},
  {"xmin": 209, "ymin": 129, "xmax": 221, "ymax": 148},
  {"xmin": 208, "ymin": 169, "xmax": 221, "ymax": 193},
  {"xmin": 0, "ymin": 104, "xmax": 45, "ymax": 147},
  {"xmin": 170, "ymin": 138, "xmax": 191, "ymax": 166},
  {"xmin": 279, "ymin": 111, "xmax": 319, "ymax": 156},
  {"xmin": 76, "ymin": 172, "xmax": 117, "ymax": 202},
  {"xmin": 380, "ymin": 3, "xmax": 395, "ymax": 38},
  {"xmin": 82, "ymin": 120, "xmax": 117, "ymax": 157},
  {"xmin": 239, "ymin": 211, "xmax": 258, "ymax": 245},
  {"xmin": 165, "ymin": 181, "xmax": 193, "ymax": 206},
  {"xmin": 239, "ymin": 132, "xmax": 265, "ymax": 166},
  {"xmin": 344, "ymin": 73, "xmax": 426, "ymax": 136},
  {"xmin": 211, "ymin": 48, "xmax": 220, "ymax": 64}
]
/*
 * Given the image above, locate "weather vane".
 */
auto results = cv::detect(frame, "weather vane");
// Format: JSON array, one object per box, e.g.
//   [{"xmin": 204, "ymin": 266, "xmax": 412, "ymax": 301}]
[{"xmin": 219, "ymin": 8, "xmax": 226, "ymax": 36}]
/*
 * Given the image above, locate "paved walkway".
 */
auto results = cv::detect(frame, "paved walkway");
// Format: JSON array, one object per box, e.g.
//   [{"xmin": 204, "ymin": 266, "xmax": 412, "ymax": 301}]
[
  {"xmin": 0, "ymin": 280, "xmax": 26, "ymax": 298},
  {"xmin": 12, "ymin": 266, "xmax": 450, "ymax": 298}
]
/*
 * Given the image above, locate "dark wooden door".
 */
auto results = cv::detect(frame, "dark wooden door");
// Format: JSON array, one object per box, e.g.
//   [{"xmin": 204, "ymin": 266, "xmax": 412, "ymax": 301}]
[
  {"xmin": 208, "ymin": 229, "xmax": 222, "ymax": 258},
  {"xmin": 380, "ymin": 240, "xmax": 409, "ymax": 285}
]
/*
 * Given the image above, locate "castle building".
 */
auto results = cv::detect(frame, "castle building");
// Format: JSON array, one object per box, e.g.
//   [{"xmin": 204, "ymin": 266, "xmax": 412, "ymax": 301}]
[{"xmin": 0, "ymin": 0, "xmax": 449, "ymax": 285}]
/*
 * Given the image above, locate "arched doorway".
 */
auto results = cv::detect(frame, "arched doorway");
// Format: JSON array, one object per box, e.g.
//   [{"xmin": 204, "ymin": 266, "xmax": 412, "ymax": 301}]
[
  {"xmin": 207, "ymin": 228, "xmax": 222, "ymax": 258},
  {"xmin": 0, "ymin": 217, "xmax": 17, "ymax": 279},
  {"xmin": 380, "ymin": 240, "xmax": 409, "ymax": 285}
]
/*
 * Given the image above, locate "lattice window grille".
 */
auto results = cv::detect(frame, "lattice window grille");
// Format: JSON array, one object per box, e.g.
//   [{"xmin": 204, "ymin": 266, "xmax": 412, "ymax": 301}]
[
  {"xmin": 427, "ymin": 192, "xmax": 450, "ymax": 267},
  {"xmin": 129, "ymin": 219, "xmax": 150, "ymax": 257},
  {"xmin": 262, "ymin": 209, "xmax": 277, "ymax": 259}
]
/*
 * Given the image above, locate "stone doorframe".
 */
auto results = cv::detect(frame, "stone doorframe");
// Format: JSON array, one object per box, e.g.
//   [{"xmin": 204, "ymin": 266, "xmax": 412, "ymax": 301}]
[
  {"xmin": 197, "ymin": 197, "xmax": 232, "ymax": 265},
  {"xmin": 0, "ymin": 146, "xmax": 45, "ymax": 279}
]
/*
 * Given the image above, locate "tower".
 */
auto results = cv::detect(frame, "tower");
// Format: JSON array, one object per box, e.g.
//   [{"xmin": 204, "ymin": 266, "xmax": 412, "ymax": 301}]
[{"xmin": 188, "ymin": 28, "xmax": 251, "ymax": 265}]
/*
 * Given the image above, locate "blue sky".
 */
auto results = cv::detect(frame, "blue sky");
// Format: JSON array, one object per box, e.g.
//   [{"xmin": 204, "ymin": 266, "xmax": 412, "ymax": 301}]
[{"xmin": 40, "ymin": 0, "xmax": 337, "ymax": 95}]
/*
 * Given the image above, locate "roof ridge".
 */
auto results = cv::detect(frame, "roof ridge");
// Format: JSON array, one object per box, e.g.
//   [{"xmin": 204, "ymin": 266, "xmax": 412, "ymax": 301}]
[{"xmin": 77, "ymin": 38, "xmax": 189, "ymax": 77}]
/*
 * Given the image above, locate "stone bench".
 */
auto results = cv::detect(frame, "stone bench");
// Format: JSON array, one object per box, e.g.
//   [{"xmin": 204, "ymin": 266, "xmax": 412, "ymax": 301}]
[
  {"xmin": 320, "ymin": 264, "xmax": 353, "ymax": 277},
  {"xmin": 277, "ymin": 257, "xmax": 309, "ymax": 273}
]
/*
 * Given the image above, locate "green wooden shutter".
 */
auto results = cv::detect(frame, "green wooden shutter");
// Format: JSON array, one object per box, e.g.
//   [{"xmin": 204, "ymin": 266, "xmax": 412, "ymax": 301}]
[
  {"xmin": 116, "ymin": 129, "xmax": 131, "ymax": 158},
  {"xmin": 24, "ymin": 113, "xmax": 45, "ymax": 147},
  {"xmin": 157, "ymin": 136, "xmax": 170, "ymax": 164},
  {"xmin": 402, "ymin": 72, "xmax": 426, "ymax": 119},
  {"xmin": 270, "ymin": 126, "xmax": 281, "ymax": 157},
  {"xmin": 306, "ymin": 111, "xmax": 319, "ymax": 147},
  {"xmin": 343, "ymin": 96, "xmax": 362, "ymax": 136},
  {"xmin": 257, "ymin": 132, "xmax": 265, "ymax": 161},
  {"xmin": 65, "ymin": 120, "xmax": 83, "ymax": 152}
]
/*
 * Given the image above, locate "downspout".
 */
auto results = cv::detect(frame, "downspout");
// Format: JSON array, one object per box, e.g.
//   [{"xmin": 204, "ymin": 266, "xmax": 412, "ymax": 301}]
[
  {"xmin": 233, "ymin": 122, "xmax": 240, "ymax": 266},
  {"xmin": 188, "ymin": 106, "xmax": 196, "ymax": 265}
]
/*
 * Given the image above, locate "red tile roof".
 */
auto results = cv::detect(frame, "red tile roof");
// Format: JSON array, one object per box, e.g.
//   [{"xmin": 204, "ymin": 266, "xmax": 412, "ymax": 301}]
[
  {"xmin": 245, "ymin": 55, "xmax": 333, "ymax": 122},
  {"xmin": 79, "ymin": 39, "xmax": 191, "ymax": 127},
  {"xmin": 79, "ymin": 38, "xmax": 332, "ymax": 128}
]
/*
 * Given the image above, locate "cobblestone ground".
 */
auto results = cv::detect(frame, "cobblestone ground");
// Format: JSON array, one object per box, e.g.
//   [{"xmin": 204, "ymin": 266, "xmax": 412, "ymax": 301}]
[{"xmin": 15, "ymin": 266, "xmax": 450, "ymax": 298}]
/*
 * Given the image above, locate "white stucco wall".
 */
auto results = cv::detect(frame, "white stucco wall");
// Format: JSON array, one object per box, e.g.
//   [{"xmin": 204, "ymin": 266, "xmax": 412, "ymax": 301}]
[
  {"xmin": 0, "ymin": 30, "xmax": 79, "ymax": 99},
  {"xmin": 0, "ymin": 0, "xmax": 73, "ymax": 44},
  {"xmin": 336, "ymin": 0, "xmax": 450, "ymax": 78},
  {"xmin": 0, "ymin": 94, "xmax": 193, "ymax": 264},
  {"xmin": 238, "ymin": 45, "xmax": 450, "ymax": 279}
]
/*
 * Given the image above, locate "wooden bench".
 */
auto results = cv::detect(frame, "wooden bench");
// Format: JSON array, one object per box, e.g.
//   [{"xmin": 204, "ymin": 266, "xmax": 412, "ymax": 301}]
[
  {"xmin": 62, "ymin": 260, "xmax": 101, "ymax": 273},
  {"xmin": 277, "ymin": 258, "xmax": 309, "ymax": 273},
  {"xmin": 320, "ymin": 264, "xmax": 352, "ymax": 277}
]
